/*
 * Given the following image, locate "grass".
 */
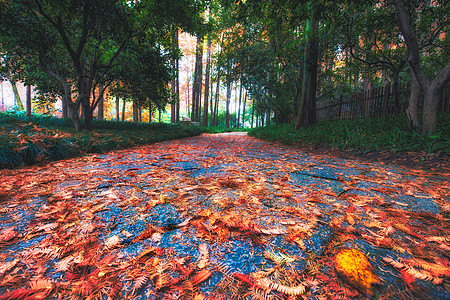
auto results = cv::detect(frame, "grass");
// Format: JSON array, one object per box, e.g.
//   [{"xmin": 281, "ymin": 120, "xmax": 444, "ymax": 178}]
[
  {"xmin": 0, "ymin": 111, "xmax": 202, "ymax": 169},
  {"xmin": 200, "ymin": 126, "xmax": 248, "ymax": 134},
  {"xmin": 248, "ymin": 113, "xmax": 450, "ymax": 155}
]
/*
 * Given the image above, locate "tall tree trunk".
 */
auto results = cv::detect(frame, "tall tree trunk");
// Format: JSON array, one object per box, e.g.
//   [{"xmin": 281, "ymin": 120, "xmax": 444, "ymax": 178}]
[
  {"xmin": 213, "ymin": 75, "xmax": 220, "ymax": 127},
  {"xmin": 393, "ymin": 0, "xmax": 450, "ymax": 134},
  {"xmin": 175, "ymin": 31, "xmax": 180, "ymax": 123},
  {"xmin": 62, "ymin": 95, "xmax": 69, "ymax": 118},
  {"xmin": 132, "ymin": 99, "xmax": 138, "ymax": 122},
  {"xmin": 115, "ymin": 95, "xmax": 120, "ymax": 121},
  {"xmin": 210, "ymin": 77, "xmax": 214, "ymax": 117},
  {"xmin": 295, "ymin": 1, "xmax": 318, "ymax": 129},
  {"xmin": 242, "ymin": 90, "xmax": 247, "ymax": 128},
  {"xmin": 79, "ymin": 78, "xmax": 91, "ymax": 130},
  {"xmin": 192, "ymin": 35, "xmax": 203, "ymax": 122},
  {"xmin": 407, "ymin": 67, "xmax": 421, "ymax": 129},
  {"xmin": 121, "ymin": 99, "xmax": 126, "ymax": 121},
  {"xmin": 237, "ymin": 77, "xmax": 243, "ymax": 128},
  {"xmin": 202, "ymin": 36, "xmax": 211, "ymax": 127},
  {"xmin": 251, "ymin": 95, "xmax": 255, "ymax": 128},
  {"xmin": 225, "ymin": 68, "xmax": 231, "ymax": 128},
  {"xmin": 26, "ymin": 85, "xmax": 32, "ymax": 117},
  {"xmin": 97, "ymin": 85, "xmax": 104, "ymax": 120},
  {"xmin": 171, "ymin": 28, "xmax": 180, "ymax": 123}
]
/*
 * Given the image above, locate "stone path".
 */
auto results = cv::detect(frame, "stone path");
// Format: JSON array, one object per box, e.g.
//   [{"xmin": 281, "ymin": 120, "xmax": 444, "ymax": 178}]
[{"xmin": 0, "ymin": 133, "xmax": 449, "ymax": 299}]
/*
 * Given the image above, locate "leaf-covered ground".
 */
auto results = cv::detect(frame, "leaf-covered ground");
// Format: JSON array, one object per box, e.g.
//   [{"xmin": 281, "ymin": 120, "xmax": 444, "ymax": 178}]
[{"xmin": 0, "ymin": 133, "xmax": 449, "ymax": 299}]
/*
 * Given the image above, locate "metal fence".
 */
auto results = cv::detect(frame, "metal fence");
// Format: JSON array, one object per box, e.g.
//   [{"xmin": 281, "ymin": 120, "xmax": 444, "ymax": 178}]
[{"xmin": 316, "ymin": 83, "xmax": 450, "ymax": 121}]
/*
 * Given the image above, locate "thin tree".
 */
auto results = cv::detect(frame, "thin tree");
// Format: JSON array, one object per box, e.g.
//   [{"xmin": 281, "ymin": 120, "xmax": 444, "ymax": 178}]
[
  {"xmin": 225, "ymin": 66, "xmax": 231, "ymax": 128},
  {"xmin": 203, "ymin": 35, "xmax": 212, "ymax": 126}
]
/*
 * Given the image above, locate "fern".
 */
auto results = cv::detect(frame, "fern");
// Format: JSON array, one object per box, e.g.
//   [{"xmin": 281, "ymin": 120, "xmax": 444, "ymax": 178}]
[
  {"xmin": 264, "ymin": 250, "xmax": 296, "ymax": 265},
  {"xmin": 406, "ymin": 258, "xmax": 450, "ymax": 277},
  {"xmin": 384, "ymin": 257, "xmax": 444, "ymax": 284}
]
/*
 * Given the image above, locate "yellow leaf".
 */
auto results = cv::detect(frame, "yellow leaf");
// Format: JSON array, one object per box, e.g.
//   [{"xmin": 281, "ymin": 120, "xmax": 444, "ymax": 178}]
[
  {"xmin": 335, "ymin": 248, "xmax": 380, "ymax": 296},
  {"xmin": 346, "ymin": 214, "xmax": 355, "ymax": 226}
]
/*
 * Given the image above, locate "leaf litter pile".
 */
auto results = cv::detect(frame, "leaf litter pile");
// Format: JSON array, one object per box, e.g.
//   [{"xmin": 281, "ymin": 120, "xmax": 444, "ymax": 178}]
[{"xmin": 0, "ymin": 132, "xmax": 449, "ymax": 299}]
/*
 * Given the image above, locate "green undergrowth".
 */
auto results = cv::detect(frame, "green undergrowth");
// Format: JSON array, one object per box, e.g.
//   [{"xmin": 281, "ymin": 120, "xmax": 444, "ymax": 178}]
[
  {"xmin": 200, "ymin": 126, "xmax": 248, "ymax": 134},
  {"xmin": 0, "ymin": 111, "xmax": 202, "ymax": 169},
  {"xmin": 248, "ymin": 113, "xmax": 450, "ymax": 155}
]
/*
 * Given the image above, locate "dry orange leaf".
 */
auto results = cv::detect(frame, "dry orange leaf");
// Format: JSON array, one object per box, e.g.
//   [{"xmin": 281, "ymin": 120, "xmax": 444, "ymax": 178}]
[
  {"xmin": 346, "ymin": 214, "xmax": 355, "ymax": 226},
  {"xmin": 334, "ymin": 248, "xmax": 380, "ymax": 296}
]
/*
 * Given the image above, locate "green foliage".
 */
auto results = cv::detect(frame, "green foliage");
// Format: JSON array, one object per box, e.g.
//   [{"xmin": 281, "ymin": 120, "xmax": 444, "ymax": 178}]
[
  {"xmin": 200, "ymin": 126, "xmax": 247, "ymax": 134},
  {"xmin": 0, "ymin": 112, "xmax": 202, "ymax": 169},
  {"xmin": 249, "ymin": 113, "xmax": 450, "ymax": 155}
]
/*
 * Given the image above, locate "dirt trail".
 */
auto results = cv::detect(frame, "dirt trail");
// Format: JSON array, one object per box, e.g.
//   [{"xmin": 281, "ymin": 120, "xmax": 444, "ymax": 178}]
[{"xmin": 0, "ymin": 133, "xmax": 449, "ymax": 299}]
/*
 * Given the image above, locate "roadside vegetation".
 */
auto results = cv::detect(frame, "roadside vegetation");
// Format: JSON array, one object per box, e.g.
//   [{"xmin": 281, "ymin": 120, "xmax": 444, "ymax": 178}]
[
  {"xmin": 249, "ymin": 113, "xmax": 450, "ymax": 155},
  {"xmin": 0, "ymin": 111, "xmax": 201, "ymax": 169}
]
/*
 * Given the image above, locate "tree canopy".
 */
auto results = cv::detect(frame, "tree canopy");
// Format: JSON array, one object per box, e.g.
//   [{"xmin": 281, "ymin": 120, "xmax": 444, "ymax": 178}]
[{"xmin": 1, "ymin": 0, "xmax": 448, "ymax": 133}]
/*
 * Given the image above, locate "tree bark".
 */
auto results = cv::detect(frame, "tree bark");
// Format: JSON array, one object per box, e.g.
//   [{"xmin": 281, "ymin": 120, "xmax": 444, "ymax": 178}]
[
  {"xmin": 242, "ymin": 90, "xmax": 247, "ymax": 128},
  {"xmin": 237, "ymin": 77, "xmax": 243, "ymax": 128},
  {"xmin": 225, "ymin": 67, "xmax": 231, "ymax": 128},
  {"xmin": 26, "ymin": 85, "xmax": 32, "ymax": 117},
  {"xmin": 97, "ymin": 85, "xmax": 104, "ymax": 120},
  {"xmin": 213, "ymin": 75, "xmax": 220, "ymax": 127},
  {"xmin": 295, "ymin": 2, "xmax": 318, "ymax": 129},
  {"xmin": 171, "ymin": 28, "xmax": 180, "ymax": 123},
  {"xmin": 10, "ymin": 81, "xmax": 24, "ymax": 111},
  {"xmin": 132, "ymin": 98, "xmax": 138, "ymax": 122},
  {"xmin": 406, "ymin": 67, "xmax": 420, "ymax": 129},
  {"xmin": 192, "ymin": 35, "xmax": 203, "ymax": 122},
  {"xmin": 203, "ymin": 36, "xmax": 211, "ymax": 127},
  {"xmin": 115, "ymin": 95, "xmax": 120, "ymax": 121},
  {"xmin": 121, "ymin": 99, "xmax": 126, "ymax": 121}
]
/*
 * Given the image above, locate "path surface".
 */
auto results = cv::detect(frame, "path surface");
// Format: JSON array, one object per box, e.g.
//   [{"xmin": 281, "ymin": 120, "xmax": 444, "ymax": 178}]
[{"xmin": 0, "ymin": 133, "xmax": 449, "ymax": 299}]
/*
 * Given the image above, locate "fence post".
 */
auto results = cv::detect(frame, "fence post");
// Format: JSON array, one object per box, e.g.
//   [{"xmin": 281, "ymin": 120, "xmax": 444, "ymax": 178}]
[
  {"xmin": 338, "ymin": 95, "xmax": 343, "ymax": 120},
  {"xmin": 382, "ymin": 83, "xmax": 390, "ymax": 116}
]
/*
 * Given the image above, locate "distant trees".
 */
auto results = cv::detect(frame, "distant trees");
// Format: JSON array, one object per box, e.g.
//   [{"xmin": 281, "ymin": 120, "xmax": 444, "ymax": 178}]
[{"xmin": 0, "ymin": 0, "xmax": 204, "ymax": 130}]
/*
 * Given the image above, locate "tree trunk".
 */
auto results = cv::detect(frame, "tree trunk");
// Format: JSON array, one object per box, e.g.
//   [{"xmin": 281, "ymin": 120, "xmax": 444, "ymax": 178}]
[
  {"xmin": 213, "ymin": 76, "xmax": 220, "ymax": 127},
  {"xmin": 237, "ymin": 78, "xmax": 243, "ymax": 128},
  {"xmin": 133, "ymin": 99, "xmax": 138, "ymax": 122},
  {"xmin": 11, "ymin": 81, "xmax": 24, "ymax": 111},
  {"xmin": 115, "ymin": 95, "xmax": 120, "ymax": 121},
  {"xmin": 210, "ymin": 77, "xmax": 214, "ymax": 117},
  {"xmin": 97, "ymin": 85, "xmax": 104, "ymax": 120},
  {"xmin": 26, "ymin": 85, "xmax": 32, "ymax": 117},
  {"xmin": 295, "ymin": 2, "xmax": 318, "ymax": 129},
  {"xmin": 242, "ymin": 90, "xmax": 247, "ymax": 128},
  {"xmin": 78, "ymin": 78, "xmax": 91, "ymax": 130},
  {"xmin": 192, "ymin": 35, "xmax": 203, "ymax": 122},
  {"xmin": 68, "ymin": 101, "xmax": 81, "ymax": 131},
  {"xmin": 171, "ymin": 28, "xmax": 180, "ymax": 123},
  {"xmin": 406, "ymin": 67, "xmax": 420, "ymax": 129},
  {"xmin": 393, "ymin": 0, "xmax": 450, "ymax": 134},
  {"xmin": 121, "ymin": 99, "xmax": 126, "ymax": 121},
  {"xmin": 251, "ymin": 95, "xmax": 255, "ymax": 128},
  {"xmin": 203, "ymin": 36, "xmax": 211, "ymax": 127},
  {"xmin": 225, "ymin": 68, "xmax": 231, "ymax": 128}
]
